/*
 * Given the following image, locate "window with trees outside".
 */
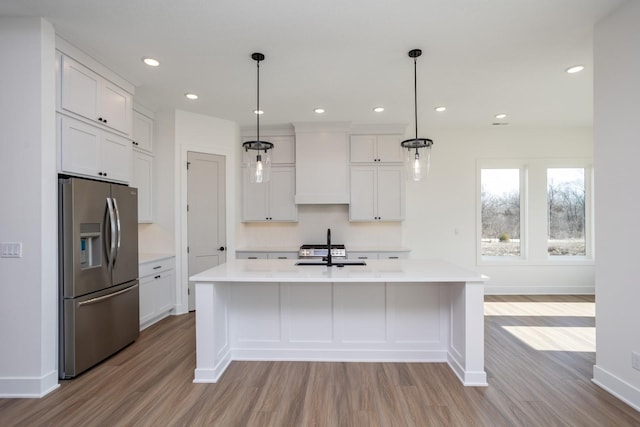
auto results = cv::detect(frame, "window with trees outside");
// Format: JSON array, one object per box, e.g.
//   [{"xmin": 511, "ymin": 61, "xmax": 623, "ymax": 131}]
[
  {"xmin": 481, "ymin": 169, "xmax": 521, "ymax": 257},
  {"xmin": 547, "ymin": 168, "xmax": 586, "ymax": 256},
  {"xmin": 478, "ymin": 160, "xmax": 592, "ymax": 264}
]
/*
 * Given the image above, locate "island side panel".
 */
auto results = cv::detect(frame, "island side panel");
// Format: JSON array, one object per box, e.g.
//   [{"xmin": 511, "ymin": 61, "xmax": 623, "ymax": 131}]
[
  {"xmin": 194, "ymin": 282, "xmax": 231, "ymax": 383},
  {"xmin": 448, "ymin": 281, "xmax": 487, "ymax": 386}
]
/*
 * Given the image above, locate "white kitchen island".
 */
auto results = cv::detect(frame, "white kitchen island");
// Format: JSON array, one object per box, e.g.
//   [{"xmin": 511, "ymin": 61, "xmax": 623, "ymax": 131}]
[{"xmin": 190, "ymin": 259, "xmax": 489, "ymax": 386}]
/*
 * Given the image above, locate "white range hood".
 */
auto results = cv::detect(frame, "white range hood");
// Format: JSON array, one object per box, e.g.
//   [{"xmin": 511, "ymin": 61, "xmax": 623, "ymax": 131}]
[{"xmin": 293, "ymin": 122, "xmax": 351, "ymax": 204}]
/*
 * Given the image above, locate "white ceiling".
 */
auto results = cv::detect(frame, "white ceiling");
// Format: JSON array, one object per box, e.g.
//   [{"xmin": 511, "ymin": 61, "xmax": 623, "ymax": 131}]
[{"xmin": 1, "ymin": 0, "xmax": 626, "ymax": 130}]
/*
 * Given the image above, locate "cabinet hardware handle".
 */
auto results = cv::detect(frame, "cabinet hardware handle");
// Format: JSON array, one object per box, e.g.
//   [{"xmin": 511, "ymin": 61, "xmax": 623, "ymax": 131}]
[
  {"xmin": 248, "ymin": 257, "xmax": 258, "ymax": 259},
  {"xmin": 98, "ymin": 117, "xmax": 103, "ymax": 122},
  {"xmin": 154, "ymin": 275, "xmax": 161, "ymax": 279},
  {"xmin": 153, "ymin": 265, "xmax": 162, "ymax": 269}
]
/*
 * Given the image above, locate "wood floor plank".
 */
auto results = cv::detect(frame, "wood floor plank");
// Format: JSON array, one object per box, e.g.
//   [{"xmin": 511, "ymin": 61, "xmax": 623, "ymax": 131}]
[{"xmin": 2, "ymin": 295, "xmax": 640, "ymax": 426}]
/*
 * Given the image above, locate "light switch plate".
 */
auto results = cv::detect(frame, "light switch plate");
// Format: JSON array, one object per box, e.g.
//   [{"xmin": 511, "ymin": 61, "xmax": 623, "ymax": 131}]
[{"xmin": 1, "ymin": 242, "xmax": 22, "ymax": 258}]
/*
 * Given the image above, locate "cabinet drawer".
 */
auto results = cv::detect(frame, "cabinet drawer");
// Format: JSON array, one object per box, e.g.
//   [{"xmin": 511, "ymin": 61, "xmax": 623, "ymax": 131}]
[
  {"xmin": 237, "ymin": 252, "xmax": 268, "ymax": 260},
  {"xmin": 348, "ymin": 252, "xmax": 377, "ymax": 260},
  {"xmin": 139, "ymin": 257, "xmax": 175, "ymax": 277}
]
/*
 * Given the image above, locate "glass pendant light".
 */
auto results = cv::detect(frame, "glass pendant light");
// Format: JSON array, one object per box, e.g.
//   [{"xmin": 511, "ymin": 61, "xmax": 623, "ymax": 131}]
[
  {"xmin": 400, "ymin": 49, "xmax": 434, "ymax": 182},
  {"xmin": 243, "ymin": 52, "xmax": 273, "ymax": 184}
]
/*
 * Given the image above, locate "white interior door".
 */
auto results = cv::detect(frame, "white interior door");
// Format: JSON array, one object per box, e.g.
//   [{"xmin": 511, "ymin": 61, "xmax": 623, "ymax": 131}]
[{"xmin": 187, "ymin": 151, "xmax": 226, "ymax": 311}]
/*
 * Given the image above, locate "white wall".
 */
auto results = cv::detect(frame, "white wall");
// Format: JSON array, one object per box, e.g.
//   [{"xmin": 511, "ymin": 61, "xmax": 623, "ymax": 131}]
[
  {"xmin": 592, "ymin": 0, "xmax": 640, "ymax": 410},
  {"xmin": 0, "ymin": 18, "xmax": 58, "ymax": 397}
]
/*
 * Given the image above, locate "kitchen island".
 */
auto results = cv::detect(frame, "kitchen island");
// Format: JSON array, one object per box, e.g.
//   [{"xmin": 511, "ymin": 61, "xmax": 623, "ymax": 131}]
[{"xmin": 190, "ymin": 259, "xmax": 489, "ymax": 386}]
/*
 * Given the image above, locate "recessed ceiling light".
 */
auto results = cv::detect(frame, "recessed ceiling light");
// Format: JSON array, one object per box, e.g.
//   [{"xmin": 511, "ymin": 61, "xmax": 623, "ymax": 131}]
[
  {"xmin": 185, "ymin": 93, "xmax": 198, "ymax": 100},
  {"xmin": 253, "ymin": 109, "xmax": 264, "ymax": 115},
  {"xmin": 566, "ymin": 65, "xmax": 585, "ymax": 74},
  {"xmin": 495, "ymin": 113, "xmax": 507, "ymax": 119},
  {"xmin": 373, "ymin": 107, "xmax": 385, "ymax": 113},
  {"xmin": 142, "ymin": 57, "xmax": 160, "ymax": 67},
  {"xmin": 314, "ymin": 108, "xmax": 325, "ymax": 114},
  {"xmin": 434, "ymin": 106, "xmax": 447, "ymax": 112}
]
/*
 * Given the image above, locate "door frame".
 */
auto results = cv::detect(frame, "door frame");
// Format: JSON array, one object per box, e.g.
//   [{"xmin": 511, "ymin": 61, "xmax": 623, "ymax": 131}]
[{"xmin": 176, "ymin": 144, "xmax": 236, "ymax": 315}]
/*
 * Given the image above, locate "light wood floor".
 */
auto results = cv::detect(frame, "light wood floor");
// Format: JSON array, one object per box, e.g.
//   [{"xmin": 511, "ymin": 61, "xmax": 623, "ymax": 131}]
[{"xmin": 2, "ymin": 295, "xmax": 639, "ymax": 426}]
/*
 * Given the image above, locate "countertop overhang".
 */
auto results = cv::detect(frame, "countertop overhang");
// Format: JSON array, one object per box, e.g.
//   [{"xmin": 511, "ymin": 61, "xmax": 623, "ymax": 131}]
[{"xmin": 190, "ymin": 259, "xmax": 489, "ymax": 283}]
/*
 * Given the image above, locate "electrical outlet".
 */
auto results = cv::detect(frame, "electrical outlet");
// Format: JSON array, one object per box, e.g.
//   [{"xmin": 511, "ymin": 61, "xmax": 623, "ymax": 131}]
[
  {"xmin": 1, "ymin": 242, "xmax": 22, "ymax": 258},
  {"xmin": 632, "ymin": 352, "xmax": 640, "ymax": 371}
]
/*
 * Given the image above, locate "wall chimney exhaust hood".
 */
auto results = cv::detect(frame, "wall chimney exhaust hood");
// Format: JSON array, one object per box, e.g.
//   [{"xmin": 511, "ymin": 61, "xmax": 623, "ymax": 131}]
[{"xmin": 293, "ymin": 122, "xmax": 351, "ymax": 204}]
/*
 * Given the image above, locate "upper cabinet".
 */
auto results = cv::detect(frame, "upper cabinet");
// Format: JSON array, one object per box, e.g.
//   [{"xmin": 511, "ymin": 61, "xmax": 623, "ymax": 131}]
[
  {"xmin": 241, "ymin": 135, "xmax": 295, "ymax": 165},
  {"xmin": 242, "ymin": 166, "xmax": 297, "ymax": 222},
  {"xmin": 132, "ymin": 109, "xmax": 154, "ymax": 153},
  {"xmin": 59, "ymin": 115, "xmax": 132, "ymax": 183},
  {"xmin": 59, "ymin": 54, "xmax": 133, "ymax": 137},
  {"xmin": 350, "ymin": 134, "xmax": 403, "ymax": 163}
]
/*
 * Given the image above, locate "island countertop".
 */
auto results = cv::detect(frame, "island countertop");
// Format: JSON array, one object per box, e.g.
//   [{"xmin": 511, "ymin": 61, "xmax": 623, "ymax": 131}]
[{"xmin": 190, "ymin": 258, "xmax": 489, "ymax": 283}]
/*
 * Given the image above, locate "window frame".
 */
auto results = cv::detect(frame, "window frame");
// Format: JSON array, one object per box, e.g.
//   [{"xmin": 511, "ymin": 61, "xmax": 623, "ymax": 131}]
[{"xmin": 477, "ymin": 158, "xmax": 594, "ymax": 266}]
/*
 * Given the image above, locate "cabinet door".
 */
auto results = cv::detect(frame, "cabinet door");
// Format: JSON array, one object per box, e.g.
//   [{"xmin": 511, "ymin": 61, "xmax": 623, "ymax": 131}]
[
  {"xmin": 132, "ymin": 110, "xmax": 154, "ymax": 152},
  {"xmin": 139, "ymin": 275, "xmax": 155, "ymax": 326},
  {"xmin": 350, "ymin": 135, "xmax": 377, "ymax": 163},
  {"xmin": 268, "ymin": 167, "xmax": 297, "ymax": 221},
  {"xmin": 377, "ymin": 166, "xmax": 405, "ymax": 221},
  {"xmin": 100, "ymin": 132, "xmax": 132, "ymax": 183},
  {"xmin": 270, "ymin": 136, "xmax": 295, "ymax": 164},
  {"xmin": 376, "ymin": 135, "xmax": 403, "ymax": 163},
  {"xmin": 349, "ymin": 166, "xmax": 377, "ymax": 221},
  {"xmin": 242, "ymin": 168, "xmax": 269, "ymax": 221},
  {"xmin": 100, "ymin": 81, "xmax": 132, "ymax": 135},
  {"xmin": 156, "ymin": 270, "xmax": 174, "ymax": 315},
  {"xmin": 132, "ymin": 151, "xmax": 153, "ymax": 222},
  {"xmin": 60, "ymin": 116, "xmax": 101, "ymax": 178},
  {"xmin": 60, "ymin": 56, "xmax": 99, "ymax": 122}
]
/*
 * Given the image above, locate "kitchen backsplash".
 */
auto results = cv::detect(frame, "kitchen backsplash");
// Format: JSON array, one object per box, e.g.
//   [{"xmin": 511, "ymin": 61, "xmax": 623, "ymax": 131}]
[{"xmin": 236, "ymin": 204, "xmax": 403, "ymax": 248}]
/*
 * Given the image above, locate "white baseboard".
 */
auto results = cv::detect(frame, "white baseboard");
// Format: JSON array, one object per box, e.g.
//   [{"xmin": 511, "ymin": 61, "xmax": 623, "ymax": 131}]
[
  {"xmin": 0, "ymin": 370, "xmax": 59, "ymax": 398},
  {"xmin": 592, "ymin": 365, "xmax": 640, "ymax": 412}
]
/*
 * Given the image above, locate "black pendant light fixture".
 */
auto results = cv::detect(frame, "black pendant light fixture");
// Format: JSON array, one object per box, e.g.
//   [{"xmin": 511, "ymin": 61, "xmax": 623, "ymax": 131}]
[
  {"xmin": 243, "ymin": 52, "xmax": 273, "ymax": 184},
  {"xmin": 400, "ymin": 49, "xmax": 434, "ymax": 182}
]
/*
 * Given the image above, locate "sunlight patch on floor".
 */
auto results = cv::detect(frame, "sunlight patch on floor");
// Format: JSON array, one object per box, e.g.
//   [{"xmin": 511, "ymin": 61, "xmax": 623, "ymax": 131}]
[
  {"xmin": 502, "ymin": 326, "xmax": 595, "ymax": 352},
  {"xmin": 484, "ymin": 302, "xmax": 595, "ymax": 317}
]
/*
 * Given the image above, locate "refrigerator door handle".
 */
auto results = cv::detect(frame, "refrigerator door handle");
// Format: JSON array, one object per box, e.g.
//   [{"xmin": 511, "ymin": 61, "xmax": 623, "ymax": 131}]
[
  {"xmin": 106, "ymin": 197, "xmax": 117, "ymax": 269},
  {"xmin": 112, "ymin": 197, "xmax": 122, "ymax": 267},
  {"xmin": 77, "ymin": 284, "xmax": 138, "ymax": 307}
]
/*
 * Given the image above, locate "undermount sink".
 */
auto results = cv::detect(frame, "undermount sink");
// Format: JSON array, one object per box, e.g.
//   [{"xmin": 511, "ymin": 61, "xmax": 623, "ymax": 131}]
[{"xmin": 295, "ymin": 261, "xmax": 367, "ymax": 267}]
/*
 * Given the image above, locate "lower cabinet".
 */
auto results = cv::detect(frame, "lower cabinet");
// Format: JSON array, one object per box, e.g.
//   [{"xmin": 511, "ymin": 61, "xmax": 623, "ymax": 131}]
[
  {"xmin": 348, "ymin": 251, "xmax": 410, "ymax": 260},
  {"xmin": 237, "ymin": 251, "xmax": 298, "ymax": 260},
  {"xmin": 139, "ymin": 256, "xmax": 175, "ymax": 330}
]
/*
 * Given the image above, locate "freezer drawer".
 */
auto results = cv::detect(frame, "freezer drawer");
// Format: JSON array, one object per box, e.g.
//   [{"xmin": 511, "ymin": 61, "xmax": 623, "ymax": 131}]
[{"xmin": 60, "ymin": 281, "xmax": 139, "ymax": 379}]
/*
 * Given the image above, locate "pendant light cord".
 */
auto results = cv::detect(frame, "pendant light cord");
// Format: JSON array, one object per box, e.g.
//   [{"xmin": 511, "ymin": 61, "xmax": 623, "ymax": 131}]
[
  {"xmin": 413, "ymin": 56, "xmax": 418, "ymax": 140},
  {"xmin": 256, "ymin": 59, "xmax": 260, "ymax": 145}
]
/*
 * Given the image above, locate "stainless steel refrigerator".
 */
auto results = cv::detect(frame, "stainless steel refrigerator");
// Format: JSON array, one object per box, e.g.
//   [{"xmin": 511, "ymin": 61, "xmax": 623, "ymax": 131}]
[{"xmin": 59, "ymin": 176, "xmax": 139, "ymax": 379}]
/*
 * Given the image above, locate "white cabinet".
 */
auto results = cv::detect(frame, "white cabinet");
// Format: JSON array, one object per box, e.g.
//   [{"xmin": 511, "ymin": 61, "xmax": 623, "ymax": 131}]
[
  {"xmin": 59, "ymin": 115, "xmax": 132, "ymax": 183},
  {"xmin": 132, "ymin": 110, "xmax": 154, "ymax": 152},
  {"xmin": 132, "ymin": 151, "xmax": 153, "ymax": 222},
  {"xmin": 348, "ymin": 251, "xmax": 410, "ymax": 260},
  {"xmin": 350, "ymin": 134, "xmax": 403, "ymax": 163},
  {"xmin": 236, "ymin": 251, "xmax": 298, "ymax": 260},
  {"xmin": 242, "ymin": 135, "xmax": 294, "ymax": 165},
  {"xmin": 139, "ymin": 257, "xmax": 175, "ymax": 330},
  {"xmin": 60, "ymin": 55, "xmax": 133, "ymax": 136},
  {"xmin": 242, "ymin": 166, "xmax": 297, "ymax": 222},
  {"xmin": 349, "ymin": 165, "xmax": 405, "ymax": 221}
]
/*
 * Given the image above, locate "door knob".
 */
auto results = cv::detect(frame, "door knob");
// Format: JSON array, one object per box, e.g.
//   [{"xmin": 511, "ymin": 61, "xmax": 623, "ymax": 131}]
[{"xmin": 218, "ymin": 246, "xmax": 226, "ymax": 251}]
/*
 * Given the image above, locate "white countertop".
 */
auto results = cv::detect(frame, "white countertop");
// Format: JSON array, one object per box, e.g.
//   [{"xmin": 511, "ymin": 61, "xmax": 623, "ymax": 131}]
[
  {"xmin": 190, "ymin": 259, "xmax": 489, "ymax": 283},
  {"xmin": 139, "ymin": 252, "xmax": 175, "ymax": 263}
]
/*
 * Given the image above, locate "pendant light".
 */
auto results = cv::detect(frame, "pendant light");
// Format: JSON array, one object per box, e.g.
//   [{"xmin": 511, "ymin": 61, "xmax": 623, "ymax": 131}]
[
  {"xmin": 243, "ymin": 52, "xmax": 273, "ymax": 184},
  {"xmin": 400, "ymin": 49, "xmax": 434, "ymax": 182}
]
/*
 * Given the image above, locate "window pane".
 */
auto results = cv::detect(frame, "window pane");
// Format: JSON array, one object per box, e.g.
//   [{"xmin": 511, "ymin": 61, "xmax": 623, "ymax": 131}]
[
  {"xmin": 481, "ymin": 169, "xmax": 520, "ymax": 256},
  {"xmin": 547, "ymin": 168, "xmax": 585, "ymax": 256}
]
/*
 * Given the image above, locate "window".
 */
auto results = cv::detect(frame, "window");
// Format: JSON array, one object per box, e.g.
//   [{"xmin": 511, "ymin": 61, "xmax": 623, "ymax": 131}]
[
  {"xmin": 481, "ymin": 169, "xmax": 521, "ymax": 257},
  {"xmin": 477, "ymin": 159, "xmax": 593, "ymax": 264},
  {"xmin": 547, "ymin": 168, "xmax": 586, "ymax": 256}
]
